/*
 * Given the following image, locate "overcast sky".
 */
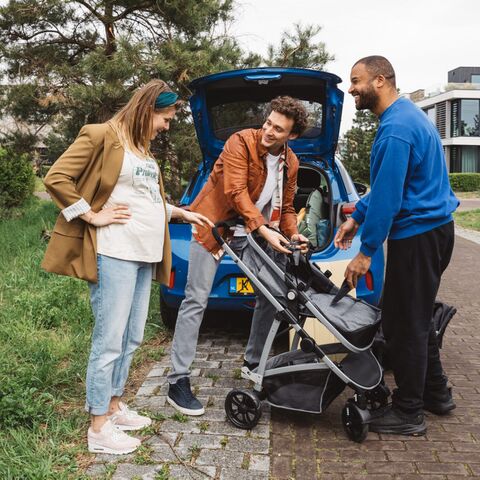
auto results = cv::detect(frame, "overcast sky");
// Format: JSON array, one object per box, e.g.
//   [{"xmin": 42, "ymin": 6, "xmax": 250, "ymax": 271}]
[{"xmin": 230, "ymin": 0, "xmax": 479, "ymax": 134}]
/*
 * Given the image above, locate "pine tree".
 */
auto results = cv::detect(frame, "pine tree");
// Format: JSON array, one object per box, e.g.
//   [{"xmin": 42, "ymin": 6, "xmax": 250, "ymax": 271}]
[
  {"xmin": 0, "ymin": 0, "xmax": 245, "ymax": 198},
  {"xmin": 266, "ymin": 23, "xmax": 334, "ymax": 69},
  {"xmin": 0, "ymin": 3, "xmax": 334, "ymax": 199}
]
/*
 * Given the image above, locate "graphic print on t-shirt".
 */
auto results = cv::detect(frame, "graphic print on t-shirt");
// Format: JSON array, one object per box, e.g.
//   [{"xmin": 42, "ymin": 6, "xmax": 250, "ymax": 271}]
[{"xmin": 132, "ymin": 159, "xmax": 162, "ymax": 204}]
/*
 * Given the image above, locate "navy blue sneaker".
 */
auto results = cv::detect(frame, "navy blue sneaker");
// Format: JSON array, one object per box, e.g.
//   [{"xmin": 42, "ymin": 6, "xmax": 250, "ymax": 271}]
[{"xmin": 167, "ymin": 377, "xmax": 205, "ymax": 416}]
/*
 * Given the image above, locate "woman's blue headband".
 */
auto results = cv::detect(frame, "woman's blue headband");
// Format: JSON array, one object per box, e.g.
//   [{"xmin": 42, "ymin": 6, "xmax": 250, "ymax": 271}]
[{"xmin": 155, "ymin": 91, "xmax": 179, "ymax": 109}]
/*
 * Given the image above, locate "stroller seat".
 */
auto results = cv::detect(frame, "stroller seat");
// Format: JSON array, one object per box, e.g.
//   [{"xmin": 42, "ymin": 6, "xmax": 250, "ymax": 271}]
[{"xmin": 305, "ymin": 290, "xmax": 382, "ymax": 351}]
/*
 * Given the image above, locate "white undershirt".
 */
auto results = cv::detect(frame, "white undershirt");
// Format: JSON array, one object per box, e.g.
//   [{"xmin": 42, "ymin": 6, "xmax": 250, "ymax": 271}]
[
  {"xmin": 234, "ymin": 152, "xmax": 281, "ymax": 236},
  {"xmin": 97, "ymin": 150, "xmax": 171, "ymax": 262}
]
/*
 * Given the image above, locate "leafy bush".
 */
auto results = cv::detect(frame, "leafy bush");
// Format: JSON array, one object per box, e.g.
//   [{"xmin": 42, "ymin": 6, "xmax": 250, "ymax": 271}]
[
  {"xmin": 0, "ymin": 146, "xmax": 35, "ymax": 210},
  {"xmin": 449, "ymin": 173, "xmax": 480, "ymax": 192}
]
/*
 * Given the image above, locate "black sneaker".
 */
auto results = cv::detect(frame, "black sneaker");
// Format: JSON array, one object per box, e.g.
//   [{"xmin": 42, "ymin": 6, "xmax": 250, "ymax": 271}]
[
  {"xmin": 423, "ymin": 386, "xmax": 456, "ymax": 415},
  {"xmin": 167, "ymin": 377, "xmax": 205, "ymax": 416},
  {"xmin": 369, "ymin": 406, "xmax": 426, "ymax": 436}
]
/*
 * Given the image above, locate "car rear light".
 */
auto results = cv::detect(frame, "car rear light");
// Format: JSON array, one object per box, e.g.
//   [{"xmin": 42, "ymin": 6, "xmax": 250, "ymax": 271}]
[
  {"xmin": 365, "ymin": 270, "xmax": 374, "ymax": 291},
  {"xmin": 341, "ymin": 202, "xmax": 357, "ymax": 219},
  {"xmin": 169, "ymin": 269, "xmax": 175, "ymax": 289}
]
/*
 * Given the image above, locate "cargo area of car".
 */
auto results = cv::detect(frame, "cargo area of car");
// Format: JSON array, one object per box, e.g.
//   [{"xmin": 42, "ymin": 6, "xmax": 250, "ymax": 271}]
[{"xmin": 293, "ymin": 164, "xmax": 333, "ymax": 252}]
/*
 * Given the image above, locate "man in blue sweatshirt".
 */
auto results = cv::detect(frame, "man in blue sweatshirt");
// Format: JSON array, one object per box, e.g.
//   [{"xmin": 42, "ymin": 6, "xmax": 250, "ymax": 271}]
[{"xmin": 335, "ymin": 56, "xmax": 459, "ymax": 435}]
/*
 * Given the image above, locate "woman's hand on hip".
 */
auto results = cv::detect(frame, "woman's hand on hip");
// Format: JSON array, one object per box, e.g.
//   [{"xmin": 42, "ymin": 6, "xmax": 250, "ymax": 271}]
[{"xmin": 82, "ymin": 205, "xmax": 131, "ymax": 227}]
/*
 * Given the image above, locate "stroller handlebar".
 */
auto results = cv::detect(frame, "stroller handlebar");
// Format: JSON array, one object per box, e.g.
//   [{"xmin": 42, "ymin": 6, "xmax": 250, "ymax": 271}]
[{"xmin": 211, "ymin": 218, "xmax": 244, "ymax": 246}]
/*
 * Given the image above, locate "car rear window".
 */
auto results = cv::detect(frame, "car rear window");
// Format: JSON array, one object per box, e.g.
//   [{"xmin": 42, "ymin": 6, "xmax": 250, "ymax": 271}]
[{"xmin": 210, "ymin": 99, "xmax": 323, "ymax": 141}]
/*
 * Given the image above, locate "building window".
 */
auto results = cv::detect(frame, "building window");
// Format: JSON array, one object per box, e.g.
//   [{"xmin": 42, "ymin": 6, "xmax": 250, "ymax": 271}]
[
  {"xmin": 451, "ymin": 99, "xmax": 480, "ymax": 137},
  {"xmin": 423, "ymin": 106, "xmax": 436, "ymax": 125},
  {"xmin": 450, "ymin": 146, "xmax": 480, "ymax": 173},
  {"xmin": 471, "ymin": 74, "xmax": 480, "ymax": 84}
]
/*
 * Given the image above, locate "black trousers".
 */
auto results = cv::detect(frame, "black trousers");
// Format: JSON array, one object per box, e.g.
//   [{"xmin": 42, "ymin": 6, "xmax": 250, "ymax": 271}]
[{"xmin": 382, "ymin": 221, "xmax": 455, "ymax": 415}]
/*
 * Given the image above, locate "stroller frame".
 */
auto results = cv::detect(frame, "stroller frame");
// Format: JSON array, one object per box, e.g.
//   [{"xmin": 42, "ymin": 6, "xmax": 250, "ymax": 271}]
[{"xmin": 213, "ymin": 224, "xmax": 389, "ymax": 443}]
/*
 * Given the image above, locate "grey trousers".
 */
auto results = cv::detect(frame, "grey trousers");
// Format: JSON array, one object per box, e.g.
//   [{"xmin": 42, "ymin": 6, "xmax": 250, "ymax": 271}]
[{"xmin": 168, "ymin": 237, "xmax": 287, "ymax": 383}]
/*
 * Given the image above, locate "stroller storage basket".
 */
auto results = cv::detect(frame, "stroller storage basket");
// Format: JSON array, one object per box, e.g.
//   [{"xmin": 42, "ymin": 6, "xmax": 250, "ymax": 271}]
[
  {"xmin": 307, "ymin": 291, "xmax": 382, "ymax": 350},
  {"xmin": 263, "ymin": 350, "xmax": 346, "ymax": 414}
]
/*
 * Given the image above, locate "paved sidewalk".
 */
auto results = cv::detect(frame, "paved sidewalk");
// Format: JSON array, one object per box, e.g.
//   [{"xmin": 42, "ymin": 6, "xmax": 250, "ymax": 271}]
[
  {"xmin": 270, "ymin": 235, "xmax": 480, "ymax": 479},
  {"xmin": 86, "ymin": 327, "xmax": 270, "ymax": 480},
  {"xmin": 86, "ymin": 234, "xmax": 480, "ymax": 479},
  {"xmin": 457, "ymin": 198, "xmax": 480, "ymax": 212}
]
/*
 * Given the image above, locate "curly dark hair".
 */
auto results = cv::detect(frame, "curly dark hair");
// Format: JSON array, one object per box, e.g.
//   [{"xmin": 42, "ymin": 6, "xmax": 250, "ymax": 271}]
[{"xmin": 269, "ymin": 96, "xmax": 309, "ymax": 136}]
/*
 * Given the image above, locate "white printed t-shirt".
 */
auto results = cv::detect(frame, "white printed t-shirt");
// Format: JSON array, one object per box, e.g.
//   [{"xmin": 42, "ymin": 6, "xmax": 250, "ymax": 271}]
[
  {"xmin": 97, "ymin": 150, "xmax": 173, "ymax": 263},
  {"xmin": 234, "ymin": 152, "xmax": 281, "ymax": 236}
]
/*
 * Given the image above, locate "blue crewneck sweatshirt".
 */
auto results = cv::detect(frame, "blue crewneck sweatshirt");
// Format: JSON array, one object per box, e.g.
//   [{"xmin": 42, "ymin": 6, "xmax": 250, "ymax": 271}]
[{"xmin": 351, "ymin": 97, "xmax": 459, "ymax": 257}]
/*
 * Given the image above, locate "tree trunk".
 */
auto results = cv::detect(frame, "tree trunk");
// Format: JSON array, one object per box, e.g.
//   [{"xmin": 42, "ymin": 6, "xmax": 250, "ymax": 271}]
[{"xmin": 104, "ymin": 2, "xmax": 116, "ymax": 57}]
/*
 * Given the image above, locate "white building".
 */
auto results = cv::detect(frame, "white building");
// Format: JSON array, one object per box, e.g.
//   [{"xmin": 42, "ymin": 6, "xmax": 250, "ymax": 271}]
[{"xmin": 407, "ymin": 67, "xmax": 480, "ymax": 173}]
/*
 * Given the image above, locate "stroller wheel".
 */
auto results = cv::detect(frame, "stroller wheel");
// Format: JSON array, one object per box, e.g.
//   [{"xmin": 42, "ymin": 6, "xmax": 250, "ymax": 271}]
[
  {"xmin": 225, "ymin": 389, "xmax": 262, "ymax": 430},
  {"xmin": 342, "ymin": 401, "xmax": 368, "ymax": 443}
]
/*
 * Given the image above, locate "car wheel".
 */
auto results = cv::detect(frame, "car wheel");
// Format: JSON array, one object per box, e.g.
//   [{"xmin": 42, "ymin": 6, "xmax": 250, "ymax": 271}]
[{"xmin": 160, "ymin": 294, "xmax": 178, "ymax": 330}]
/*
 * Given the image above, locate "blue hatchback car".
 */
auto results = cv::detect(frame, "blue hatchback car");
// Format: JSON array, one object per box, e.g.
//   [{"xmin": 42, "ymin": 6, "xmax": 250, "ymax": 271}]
[{"xmin": 160, "ymin": 67, "xmax": 384, "ymax": 328}]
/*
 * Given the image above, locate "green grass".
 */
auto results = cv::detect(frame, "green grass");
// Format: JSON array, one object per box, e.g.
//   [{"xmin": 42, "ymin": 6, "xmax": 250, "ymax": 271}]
[
  {"xmin": 454, "ymin": 208, "xmax": 480, "ymax": 231},
  {"xmin": 0, "ymin": 197, "xmax": 168, "ymax": 479},
  {"xmin": 34, "ymin": 175, "xmax": 46, "ymax": 192}
]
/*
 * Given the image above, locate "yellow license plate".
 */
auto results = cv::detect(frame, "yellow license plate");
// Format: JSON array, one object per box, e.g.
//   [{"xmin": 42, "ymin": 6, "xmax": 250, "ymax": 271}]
[{"xmin": 229, "ymin": 277, "xmax": 254, "ymax": 295}]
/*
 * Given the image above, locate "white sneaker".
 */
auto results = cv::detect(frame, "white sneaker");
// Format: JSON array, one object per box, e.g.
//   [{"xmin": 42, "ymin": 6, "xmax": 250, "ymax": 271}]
[
  {"xmin": 88, "ymin": 420, "xmax": 141, "ymax": 455},
  {"xmin": 109, "ymin": 402, "xmax": 152, "ymax": 431}
]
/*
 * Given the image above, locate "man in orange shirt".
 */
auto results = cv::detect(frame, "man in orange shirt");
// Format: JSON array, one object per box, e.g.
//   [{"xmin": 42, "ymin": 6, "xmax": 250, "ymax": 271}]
[{"xmin": 167, "ymin": 96, "xmax": 309, "ymax": 415}]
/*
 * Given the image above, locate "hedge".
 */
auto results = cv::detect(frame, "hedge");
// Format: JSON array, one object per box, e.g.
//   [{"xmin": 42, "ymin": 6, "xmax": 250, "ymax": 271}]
[
  {"xmin": 448, "ymin": 173, "xmax": 480, "ymax": 192},
  {"xmin": 0, "ymin": 147, "xmax": 35, "ymax": 210}
]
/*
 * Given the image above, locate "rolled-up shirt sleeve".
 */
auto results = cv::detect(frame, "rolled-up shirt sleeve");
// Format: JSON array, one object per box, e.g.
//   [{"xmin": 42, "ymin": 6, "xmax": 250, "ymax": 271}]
[
  {"xmin": 165, "ymin": 203, "xmax": 174, "ymax": 222},
  {"xmin": 62, "ymin": 197, "xmax": 92, "ymax": 222}
]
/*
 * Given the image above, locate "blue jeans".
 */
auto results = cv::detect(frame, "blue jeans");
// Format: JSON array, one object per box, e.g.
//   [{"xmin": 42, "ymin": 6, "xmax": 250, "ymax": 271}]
[{"xmin": 86, "ymin": 254, "xmax": 153, "ymax": 415}]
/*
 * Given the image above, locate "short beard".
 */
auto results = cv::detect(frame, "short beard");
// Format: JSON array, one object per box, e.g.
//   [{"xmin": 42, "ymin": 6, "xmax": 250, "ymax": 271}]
[{"xmin": 356, "ymin": 85, "xmax": 379, "ymax": 111}]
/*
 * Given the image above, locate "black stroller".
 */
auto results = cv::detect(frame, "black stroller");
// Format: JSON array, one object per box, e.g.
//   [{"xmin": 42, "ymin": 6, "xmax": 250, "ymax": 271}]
[{"xmin": 212, "ymin": 223, "xmax": 390, "ymax": 443}]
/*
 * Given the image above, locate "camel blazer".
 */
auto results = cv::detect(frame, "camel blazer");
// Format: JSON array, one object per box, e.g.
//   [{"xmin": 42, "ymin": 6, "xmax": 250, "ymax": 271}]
[{"xmin": 41, "ymin": 123, "xmax": 172, "ymax": 284}]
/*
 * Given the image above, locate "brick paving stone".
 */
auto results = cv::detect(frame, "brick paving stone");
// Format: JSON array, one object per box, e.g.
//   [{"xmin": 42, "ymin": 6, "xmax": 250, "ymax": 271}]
[
  {"xmin": 386, "ymin": 450, "xmax": 437, "ymax": 462},
  {"xmin": 437, "ymin": 451, "xmax": 480, "ymax": 463},
  {"xmin": 219, "ymin": 467, "xmax": 268, "ymax": 480},
  {"xmin": 396, "ymin": 476, "xmax": 445, "ymax": 480},
  {"xmin": 250, "ymin": 454, "xmax": 270, "ymax": 472},
  {"xmin": 365, "ymin": 461, "xmax": 416, "ymax": 475},
  {"xmin": 112, "ymin": 464, "xmax": 158, "ymax": 479},
  {"xmin": 319, "ymin": 460, "xmax": 367, "ymax": 474},
  {"xmin": 452, "ymin": 441, "xmax": 480, "ymax": 452},
  {"xmin": 167, "ymin": 464, "xmax": 217, "ymax": 479},
  {"xmin": 295, "ymin": 457, "xmax": 318, "ymax": 479},
  {"xmin": 271, "ymin": 455, "xmax": 294, "ymax": 479},
  {"xmin": 85, "ymin": 462, "xmax": 108, "ymax": 477},
  {"xmin": 340, "ymin": 450, "xmax": 388, "ymax": 462},
  {"xmin": 416, "ymin": 461, "xmax": 470, "ymax": 475},
  {"xmin": 343, "ymin": 475, "xmax": 393, "ymax": 480},
  {"xmin": 470, "ymin": 463, "xmax": 480, "ymax": 476},
  {"xmin": 224, "ymin": 436, "xmax": 269, "ymax": 454},
  {"xmin": 195, "ymin": 448, "xmax": 245, "ymax": 468}
]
